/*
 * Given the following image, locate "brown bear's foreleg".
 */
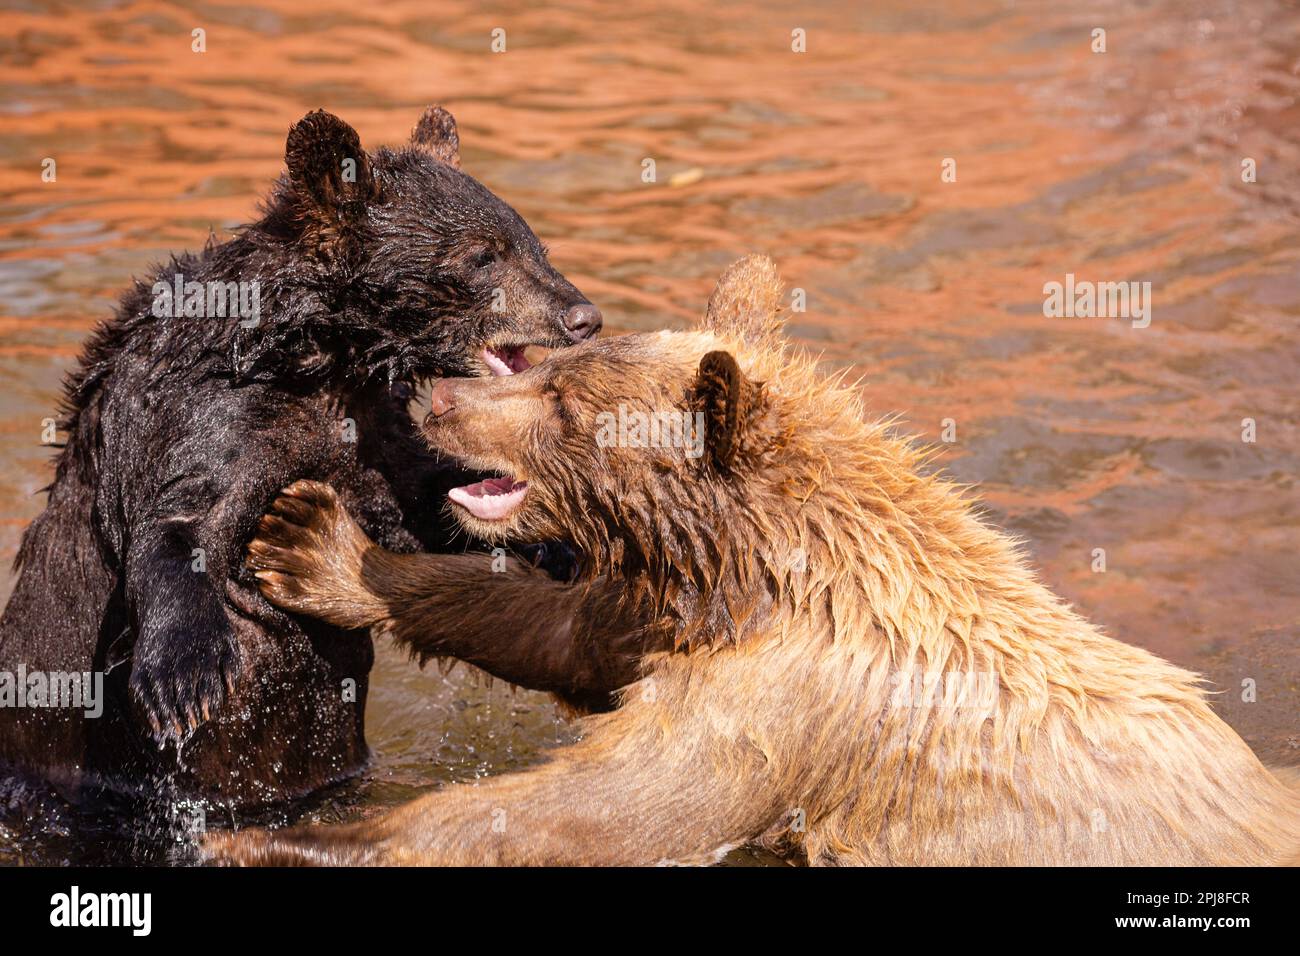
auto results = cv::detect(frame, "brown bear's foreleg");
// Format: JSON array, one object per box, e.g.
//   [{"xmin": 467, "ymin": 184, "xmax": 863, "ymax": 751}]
[
  {"xmin": 203, "ymin": 677, "xmax": 780, "ymax": 866},
  {"xmin": 247, "ymin": 480, "xmax": 666, "ymax": 709}
]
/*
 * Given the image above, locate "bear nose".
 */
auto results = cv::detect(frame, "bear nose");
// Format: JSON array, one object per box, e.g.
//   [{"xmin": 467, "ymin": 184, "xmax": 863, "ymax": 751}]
[
  {"xmin": 428, "ymin": 378, "xmax": 457, "ymax": 418},
  {"xmin": 562, "ymin": 303, "xmax": 603, "ymax": 341}
]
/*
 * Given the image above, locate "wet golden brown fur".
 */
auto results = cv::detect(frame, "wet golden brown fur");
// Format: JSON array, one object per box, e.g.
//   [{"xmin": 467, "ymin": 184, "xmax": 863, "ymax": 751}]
[{"xmin": 205, "ymin": 255, "xmax": 1300, "ymax": 866}]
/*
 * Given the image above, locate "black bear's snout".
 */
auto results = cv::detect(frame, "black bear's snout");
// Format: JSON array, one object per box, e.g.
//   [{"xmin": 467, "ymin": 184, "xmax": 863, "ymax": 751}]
[{"xmin": 562, "ymin": 303, "xmax": 603, "ymax": 342}]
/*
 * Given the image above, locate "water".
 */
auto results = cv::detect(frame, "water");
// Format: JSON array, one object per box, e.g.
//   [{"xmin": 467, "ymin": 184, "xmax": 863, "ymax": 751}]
[{"xmin": 1, "ymin": 0, "xmax": 1297, "ymax": 864}]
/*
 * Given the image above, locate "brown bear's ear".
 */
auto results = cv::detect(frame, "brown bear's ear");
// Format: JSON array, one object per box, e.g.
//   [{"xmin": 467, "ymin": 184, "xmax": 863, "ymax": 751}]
[
  {"xmin": 690, "ymin": 350, "xmax": 767, "ymax": 475},
  {"xmin": 411, "ymin": 106, "xmax": 461, "ymax": 168},
  {"xmin": 702, "ymin": 254, "xmax": 785, "ymax": 346},
  {"xmin": 285, "ymin": 110, "xmax": 380, "ymax": 221}
]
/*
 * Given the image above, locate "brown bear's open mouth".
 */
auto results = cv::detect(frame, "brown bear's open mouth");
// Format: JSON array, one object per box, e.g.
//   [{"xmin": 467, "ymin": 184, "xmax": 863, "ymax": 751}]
[
  {"xmin": 448, "ymin": 475, "xmax": 529, "ymax": 521},
  {"xmin": 482, "ymin": 345, "xmax": 532, "ymax": 376}
]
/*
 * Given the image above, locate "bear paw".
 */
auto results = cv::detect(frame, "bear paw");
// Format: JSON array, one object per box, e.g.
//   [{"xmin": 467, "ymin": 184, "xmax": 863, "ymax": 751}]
[
  {"xmin": 129, "ymin": 621, "xmax": 240, "ymax": 742},
  {"xmin": 246, "ymin": 479, "xmax": 379, "ymax": 628}
]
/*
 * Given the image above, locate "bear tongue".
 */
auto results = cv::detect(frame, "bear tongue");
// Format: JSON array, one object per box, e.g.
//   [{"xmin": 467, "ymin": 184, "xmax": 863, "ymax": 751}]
[
  {"xmin": 478, "ymin": 476, "xmax": 519, "ymax": 494},
  {"xmin": 483, "ymin": 346, "xmax": 532, "ymax": 376}
]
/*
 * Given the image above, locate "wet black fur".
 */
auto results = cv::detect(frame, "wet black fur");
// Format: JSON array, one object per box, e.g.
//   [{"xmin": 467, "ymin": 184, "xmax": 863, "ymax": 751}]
[{"xmin": 0, "ymin": 108, "xmax": 592, "ymax": 811}]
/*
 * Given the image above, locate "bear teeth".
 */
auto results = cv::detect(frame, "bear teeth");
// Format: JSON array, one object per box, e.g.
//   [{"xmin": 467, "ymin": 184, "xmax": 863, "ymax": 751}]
[{"xmin": 483, "ymin": 345, "xmax": 532, "ymax": 376}]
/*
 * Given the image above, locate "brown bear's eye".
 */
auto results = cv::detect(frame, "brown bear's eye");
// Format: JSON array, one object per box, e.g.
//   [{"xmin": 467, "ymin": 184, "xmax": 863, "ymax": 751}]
[
  {"xmin": 470, "ymin": 248, "xmax": 497, "ymax": 271},
  {"xmin": 546, "ymin": 381, "xmax": 576, "ymax": 427}
]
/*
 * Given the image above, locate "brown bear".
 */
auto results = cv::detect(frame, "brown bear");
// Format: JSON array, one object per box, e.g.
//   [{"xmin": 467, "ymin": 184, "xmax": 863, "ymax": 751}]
[{"xmin": 205, "ymin": 255, "xmax": 1300, "ymax": 865}]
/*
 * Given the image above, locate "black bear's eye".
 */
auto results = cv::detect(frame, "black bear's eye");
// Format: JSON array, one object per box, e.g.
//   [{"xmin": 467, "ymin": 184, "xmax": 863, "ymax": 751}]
[{"xmin": 470, "ymin": 248, "xmax": 497, "ymax": 271}]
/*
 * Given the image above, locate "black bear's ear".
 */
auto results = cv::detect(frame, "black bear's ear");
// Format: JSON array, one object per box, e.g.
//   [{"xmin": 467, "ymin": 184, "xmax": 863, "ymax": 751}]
[
  {"xmin": 285, "ymin": 110, "xmax": 380, "ymax": 220},
  {"xmin": 411, "ymin": 106, "xmax": 460, "ymax": 168},
  {"xmin": 690, "ymin": 350, "xmax": 768, "ymax": 475}
]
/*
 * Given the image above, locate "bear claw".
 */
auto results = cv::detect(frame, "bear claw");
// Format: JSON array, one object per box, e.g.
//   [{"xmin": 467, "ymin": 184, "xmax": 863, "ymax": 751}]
[
  {"xmin": 129, "ymin": 631, "xmax": 240, "ymax": 743},
  {"xmin": 246, "ymin": 479, "xmax": 374, "ymax": 624}
]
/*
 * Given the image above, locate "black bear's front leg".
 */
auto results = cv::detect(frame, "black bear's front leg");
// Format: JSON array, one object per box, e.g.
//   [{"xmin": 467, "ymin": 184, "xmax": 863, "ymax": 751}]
[{"xmin": 126, "ymin": 520, "xmax": 240, "ymax": 739}]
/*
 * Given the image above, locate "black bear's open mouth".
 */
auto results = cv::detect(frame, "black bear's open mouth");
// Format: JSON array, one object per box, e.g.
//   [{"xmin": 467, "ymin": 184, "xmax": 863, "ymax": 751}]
[
  {"xmin": 481, "ymin": 344, "xmax": 532, "ymax": 376},
  {"xmin": 448, "ymin": 474, "xmax": 529, "ymax": 521}
]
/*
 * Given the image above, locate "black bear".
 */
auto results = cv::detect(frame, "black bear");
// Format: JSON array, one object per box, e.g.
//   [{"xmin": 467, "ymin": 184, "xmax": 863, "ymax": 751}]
[{"xmin": 0, "ymin": 106, "xmax": 600, "ymax": 811}]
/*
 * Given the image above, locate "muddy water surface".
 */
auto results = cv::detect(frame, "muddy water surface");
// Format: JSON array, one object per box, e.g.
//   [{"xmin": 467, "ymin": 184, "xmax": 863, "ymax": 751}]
[{"xmin": 1, "ymin": 0, "xmax": 1297, "ymax": 864}]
